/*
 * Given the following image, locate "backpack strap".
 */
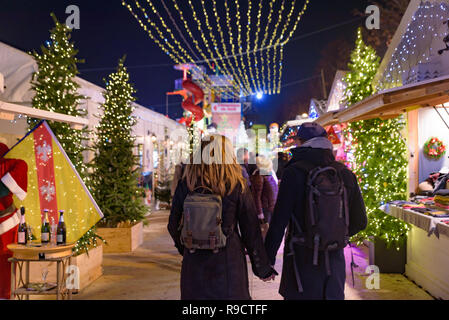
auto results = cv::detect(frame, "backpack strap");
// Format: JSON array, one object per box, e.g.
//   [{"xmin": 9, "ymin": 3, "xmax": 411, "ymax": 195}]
[
  {"xmin": 192, "ymin": 185, "xmax": 215, "ymax": 194},
  {"xmin": 287, "ymin": 215, "xmax": 306, "ymax": 293},
  {"xmin": 330, "ymin": 163, "xmax": 351, "ymax": 227},
  {"xmin": 287, "ymin": 222, "xmax": 304, "ymax": 293}
]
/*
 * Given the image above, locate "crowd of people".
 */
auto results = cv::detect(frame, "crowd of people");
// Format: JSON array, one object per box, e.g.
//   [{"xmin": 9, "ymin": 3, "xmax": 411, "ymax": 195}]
[{"xmin": 168, "ymin": 122, "xmax": 367, "ymax": 300}]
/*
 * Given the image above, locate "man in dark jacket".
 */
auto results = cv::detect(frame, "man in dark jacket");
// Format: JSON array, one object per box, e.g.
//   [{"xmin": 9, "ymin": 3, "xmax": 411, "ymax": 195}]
[{"xmin": 264, "ymin": 122, "xmax": 367, "ymax": 300}]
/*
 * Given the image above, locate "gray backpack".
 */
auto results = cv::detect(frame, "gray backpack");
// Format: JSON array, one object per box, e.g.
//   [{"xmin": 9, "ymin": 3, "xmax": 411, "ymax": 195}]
[{"xmin": 181, "ymin": 187, "xmax": 227, "ymax": 253}]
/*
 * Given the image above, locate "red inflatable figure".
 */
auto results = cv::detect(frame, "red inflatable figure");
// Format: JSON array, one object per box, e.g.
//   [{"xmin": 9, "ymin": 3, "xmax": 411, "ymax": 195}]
[
  {"xmin": 181, "ymin": 79, "xmax": 204, "ymax": 122},
  {"xmin": 0, "ymin": 143, "xmax": 28, "ymax": 299}
]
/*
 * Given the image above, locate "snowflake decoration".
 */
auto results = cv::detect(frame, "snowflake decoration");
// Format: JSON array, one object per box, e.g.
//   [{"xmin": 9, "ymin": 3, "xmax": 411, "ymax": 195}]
[
  {"xmin": 40, "ymin": 181, "xmax": 56, "ymax": 202},
  {"xmin": 36, "ymin": 141, "xmax": 52, "ymax": 163}
]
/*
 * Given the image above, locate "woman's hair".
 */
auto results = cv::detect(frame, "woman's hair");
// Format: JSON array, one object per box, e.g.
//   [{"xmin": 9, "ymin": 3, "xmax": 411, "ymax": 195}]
[{"xmin": 183, "ymin": 135, "xmax": 247, "ymax": 197}]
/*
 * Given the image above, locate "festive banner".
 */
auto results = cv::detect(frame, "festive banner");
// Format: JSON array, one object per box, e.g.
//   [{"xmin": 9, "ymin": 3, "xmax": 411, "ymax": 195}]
[
  {"xmin": 211, "ymin": 103, "xmax": 242, "ymax": 142},
  {"xmin": 4, "ymin": 121, "xmax": 103, "ymax": 243}
]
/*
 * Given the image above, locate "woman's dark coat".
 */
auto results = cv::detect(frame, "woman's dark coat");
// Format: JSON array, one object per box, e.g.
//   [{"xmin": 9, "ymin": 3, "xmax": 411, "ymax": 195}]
[{"xmin": 168, "ymin": 180, "xmax": 273, "ymax": 300}]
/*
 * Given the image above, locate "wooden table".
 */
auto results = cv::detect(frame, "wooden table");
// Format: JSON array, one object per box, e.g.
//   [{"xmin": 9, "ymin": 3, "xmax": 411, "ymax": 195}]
[
  {"xmin": 385, "ymin": 204, "xmax": 449, "ymax": 238},
  {"xmin": 7, "ymin": 243, "xmax": 75, "ymax": 300},
  {"xmin": 383, "ymin": 204, "xmax": 449, "ymax": 299}
]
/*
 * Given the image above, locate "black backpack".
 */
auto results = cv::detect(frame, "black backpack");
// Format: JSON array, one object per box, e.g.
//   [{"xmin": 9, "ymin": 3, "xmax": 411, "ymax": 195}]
[{"xmin": 288, "ymin": 161, "xmax": 350, "ymax": 292}]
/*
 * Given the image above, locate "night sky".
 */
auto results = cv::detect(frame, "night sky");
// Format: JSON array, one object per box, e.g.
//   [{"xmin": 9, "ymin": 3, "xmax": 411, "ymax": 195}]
[{"xmin": 0, "ymin": 0, "xmax": 371, "ymax": 126}]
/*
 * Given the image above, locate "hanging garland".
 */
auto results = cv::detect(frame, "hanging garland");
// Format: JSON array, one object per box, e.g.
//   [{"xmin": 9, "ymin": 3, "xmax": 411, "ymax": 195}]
[{"xmin": 424, "ymin": 137, "xmax": 446, "ymax": 160}]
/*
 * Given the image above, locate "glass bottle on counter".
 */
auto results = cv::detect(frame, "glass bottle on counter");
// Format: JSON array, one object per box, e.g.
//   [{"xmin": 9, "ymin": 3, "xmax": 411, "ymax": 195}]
[
  {"xmin": 17, "ymin": 207, "xmax": 27, "ymax": 245},
  {"xmin": 56, "ymin": 210, "xmax": 66, "ymax": 245},
  {"xmin": 41, "ymin": 209, "xmax": 51, "ymax": 244}
]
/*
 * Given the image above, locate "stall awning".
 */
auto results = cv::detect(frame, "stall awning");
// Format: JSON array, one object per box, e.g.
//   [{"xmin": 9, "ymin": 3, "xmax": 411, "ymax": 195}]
[
  {"xmin": 0, "ymin": 100, "xmax": 89, "ymax": 130},
  {"xmin": 315, "ymin": 75, "xmax": 449, "ymax": 126}
]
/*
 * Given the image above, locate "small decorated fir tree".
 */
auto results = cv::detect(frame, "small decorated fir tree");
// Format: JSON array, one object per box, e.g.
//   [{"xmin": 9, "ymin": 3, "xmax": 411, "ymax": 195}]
[
  {"xmin": 154, "ymin": 147, "xmax": 172, "ymax": 207},
  {"xmin": 90, "ymin": 57, "xmax": 147, "ymax": 227},
  {"xmin": 343, "ymin": 28, "xmax": 409, "ymax": 249}
]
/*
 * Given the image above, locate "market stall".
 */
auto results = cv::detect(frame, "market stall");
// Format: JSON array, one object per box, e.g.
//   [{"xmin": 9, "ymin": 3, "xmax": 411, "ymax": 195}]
[
  {"xmin": 316, "ymin": 80, "xmax": 449, "ymax": 299},
  {"xmin": 314, "ymin": 0, "xmax": 449, "ymax": 299}
]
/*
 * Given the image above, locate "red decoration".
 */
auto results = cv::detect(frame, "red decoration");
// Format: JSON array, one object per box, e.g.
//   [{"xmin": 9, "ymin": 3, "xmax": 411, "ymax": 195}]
[
  {"xmin": 326, "ymin": 126, "xmax": 341, "ymax": 145},
  {"xmin": 424, "ymin": 137, "xmax": 446, "ymax": 160},
  {"xmin": 181, "ymin": 79, "xmax": 204, "ymax": 122}
]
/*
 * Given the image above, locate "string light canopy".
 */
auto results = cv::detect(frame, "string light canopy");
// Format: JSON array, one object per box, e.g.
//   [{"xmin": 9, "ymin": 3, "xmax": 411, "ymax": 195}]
[{"xmin": 122, "ymin": 0, "xmax": 310, "ymax": 97}]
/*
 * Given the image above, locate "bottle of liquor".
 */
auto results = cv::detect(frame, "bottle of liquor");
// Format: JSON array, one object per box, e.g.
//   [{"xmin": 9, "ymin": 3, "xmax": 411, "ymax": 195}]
[
  {"xmin": 17, "ymin": 207, "xmax": 27, "ymax": 245},
  {"xmin": 41, "ymin": 209, "xmax": 50, "ymax": 244},
  {"xmin": 56, "ymin": 210, "xmax": 66, "ymax": 245}
]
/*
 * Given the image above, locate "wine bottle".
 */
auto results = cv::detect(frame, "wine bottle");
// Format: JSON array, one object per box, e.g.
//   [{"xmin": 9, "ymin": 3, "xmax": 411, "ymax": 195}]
[
  {"xmin": 56, "ymin": 210, "xmax": 66, "ymax": 245},
  {"xmin": 41, "ymin": 209, "xmax": 50, "ymax": 244},
  {"xmin": 17, "ymin": 207, "xmax": 27, "ymax": 245}
]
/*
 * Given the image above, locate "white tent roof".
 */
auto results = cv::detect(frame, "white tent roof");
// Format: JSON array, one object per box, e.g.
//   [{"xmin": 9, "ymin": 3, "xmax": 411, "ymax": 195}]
[
  {"xmin": 374, "ymin": 0, "xmax": 449, "ymax": 89},
  {"xmin": 0, "ymin": 42, "xmax": 37, "ymax": 103},
  {"xmin": 0, "ymin": 41, "xmax": 181, "ymax": 131}
]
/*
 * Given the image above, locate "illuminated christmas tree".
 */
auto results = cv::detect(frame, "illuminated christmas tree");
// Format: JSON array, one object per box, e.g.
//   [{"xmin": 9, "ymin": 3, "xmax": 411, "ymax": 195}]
[
  {"xmin": 29, "ymin": 13, "xmax": 88, "ymax": 180},
  {"xmin": 343, "ymin": 28, "xmax": 409, "ymax": 249},
  {"xmin": 343, "ymin": 28, "xmax": 379, "ymax": 106},
  {"xmin": 29, "ymin": 14, "xmax": 103, "ymax": 254},
  {"xmin": 90, "ymin": 57, "xmax": 147, "ymax": 227}
]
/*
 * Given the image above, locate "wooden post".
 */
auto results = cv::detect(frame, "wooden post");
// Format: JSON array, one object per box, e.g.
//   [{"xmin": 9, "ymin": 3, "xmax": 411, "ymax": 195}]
[
  {"xmin": 10, "ymin": 260, "xmax": 15, "ymax": 300},
  {"xmin": 25, "ymin": 261, "xmax": 29, "ymax": 300},
  {"xmin": 56, "ymin": 261, "xmax": 61, "ymax": 300},
  {"xmin": 407, "ymin": 109, "xmax": 420, "ymax": 196}
]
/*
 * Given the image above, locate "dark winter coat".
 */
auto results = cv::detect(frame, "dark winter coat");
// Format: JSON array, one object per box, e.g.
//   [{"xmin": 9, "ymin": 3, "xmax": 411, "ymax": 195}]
[
  {"xmin": 250, "ymin": 170, "xmax": 279, "ymax": 216},
  {"xmin": 264, "ymin": 141, "xmax": 367, "ymax": 299},
  {"xmin": 168, "ymin": 180, "xmax": 275, "ymax": 300},
  {"xmin": 275, "ymin": 154, "xmax": 288, "ymax": 180}
]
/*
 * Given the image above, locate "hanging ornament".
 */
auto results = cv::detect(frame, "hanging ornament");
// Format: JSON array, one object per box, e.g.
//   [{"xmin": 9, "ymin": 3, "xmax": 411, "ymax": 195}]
[{"xmin": 423, "ymin": 137, "xmax": 446, "ymax": 160}]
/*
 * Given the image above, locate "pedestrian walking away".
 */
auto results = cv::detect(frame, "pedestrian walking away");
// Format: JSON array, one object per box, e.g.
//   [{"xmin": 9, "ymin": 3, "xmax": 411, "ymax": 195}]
[
  {"xmin": 168, "ymin": 135, "xmax": 278, "ymax": 300},
  {"xmin": 250, "ymin": 155, "xmax": 279, "ymax": 236},
  {"xmin": 264, "ymin": 122, "xmax": 367, "ymax": 300}
]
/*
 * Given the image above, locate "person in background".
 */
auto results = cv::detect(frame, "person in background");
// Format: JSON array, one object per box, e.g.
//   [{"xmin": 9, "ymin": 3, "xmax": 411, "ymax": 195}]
[
  {"xmin": 248, "ymin": 152, "xmax": 257, "ymax": 175},
  {"xmin": 168, "ymin": 135, "xmax": 277, "ymax": 300},
  {"xmin": 250, "ymin": 155, "xmax": 279, "ymax": 225},
  {"xmin": 264, "ymin": 123, "xmax": 367, "ymax": 300},
  {"xmin": 236, "ymin": 148, "xmax": 257, "ymax": 186}
]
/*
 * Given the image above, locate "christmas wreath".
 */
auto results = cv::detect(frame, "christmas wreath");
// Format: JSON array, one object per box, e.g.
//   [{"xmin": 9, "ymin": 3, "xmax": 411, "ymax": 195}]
[{"xmin": 424, "ymin": 137, "xmax": 446, "ymax": 160}]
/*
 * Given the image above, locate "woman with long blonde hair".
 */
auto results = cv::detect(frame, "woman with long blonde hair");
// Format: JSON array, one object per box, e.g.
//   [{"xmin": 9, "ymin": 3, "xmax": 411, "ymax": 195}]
[{"xmin": 168, "ymin": 135, "xmax": 277, "ymax": 300}]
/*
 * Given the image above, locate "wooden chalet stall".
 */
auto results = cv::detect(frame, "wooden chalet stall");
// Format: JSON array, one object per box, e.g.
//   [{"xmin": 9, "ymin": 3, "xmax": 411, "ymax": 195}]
[{"xmin": 315, "ymin": 0, "xmax": 449, "ymax": 299}]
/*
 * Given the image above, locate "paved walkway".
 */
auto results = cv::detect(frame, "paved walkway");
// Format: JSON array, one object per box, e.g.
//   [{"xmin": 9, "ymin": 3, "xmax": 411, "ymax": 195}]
[{"xmin": 75, "ymin": 210, "xmax": 433, "ymax": 300}]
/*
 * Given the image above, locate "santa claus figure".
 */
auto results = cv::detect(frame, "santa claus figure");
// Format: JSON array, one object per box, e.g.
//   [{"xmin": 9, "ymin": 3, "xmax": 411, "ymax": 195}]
[{"xmin": 0, "ymin": 143, "xmax": 28, "ymax": 299}]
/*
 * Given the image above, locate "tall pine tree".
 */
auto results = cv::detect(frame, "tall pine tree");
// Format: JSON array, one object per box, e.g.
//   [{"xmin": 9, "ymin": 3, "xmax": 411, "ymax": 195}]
[
  {"xmin": 30, "ymin": 14, "xmax": 104, "ymax": 255},
  {"xmin": 90, "ymin": 57, "xmax": 147, "ymax": 227},
  {"xmin": 343, "ymin": 28, "xmax": 409, "ymax": 249},
  {"xmin": 29, "ymin": 13, "xmax": 88, "ymax": 179}
]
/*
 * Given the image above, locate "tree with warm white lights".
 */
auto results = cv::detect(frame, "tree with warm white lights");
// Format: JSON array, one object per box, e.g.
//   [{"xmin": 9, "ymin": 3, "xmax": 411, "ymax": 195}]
[
  {"xmin": 343, "ymin": 28, "xmax": 409, "ymax": 249},
  {"xmin": 90, "ymin": 57, "xmax": 147, "ymax": 227},
  {"xmin": 30, "ymin": 13, "xmax": 104, "ymax": 255},
  {"xmin": 343, "ymin": 28, "xmax": 379, "ymax": 106},
  {"xmin": 29, "ymin": 13, "xmax": 89, "ymax": 180}
]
